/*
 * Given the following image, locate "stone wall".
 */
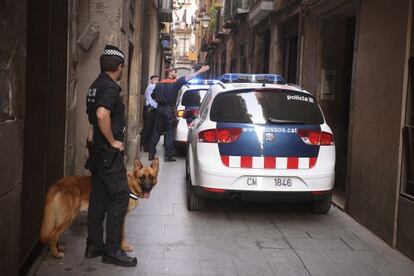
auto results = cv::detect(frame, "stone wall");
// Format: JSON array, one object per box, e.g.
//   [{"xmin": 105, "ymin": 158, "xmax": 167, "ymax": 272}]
[{"xmin": 0, "ymin": 0, "xmax": 26, "ymax": 274}]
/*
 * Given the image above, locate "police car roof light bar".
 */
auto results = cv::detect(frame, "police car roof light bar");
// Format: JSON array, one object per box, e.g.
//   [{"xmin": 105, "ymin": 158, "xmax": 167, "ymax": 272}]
[
  {"xmin": 188, "ymin": 79, "xmax": 220, "ymax": 85},
  {"xmin": 220, "ymin": 74, "xmax": 285, "ymax": 84}
]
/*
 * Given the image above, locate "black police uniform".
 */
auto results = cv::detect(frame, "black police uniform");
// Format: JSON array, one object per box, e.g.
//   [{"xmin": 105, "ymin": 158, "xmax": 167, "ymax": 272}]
[
  {"xmin": 140, "ymin": 105, "xmax": 156, "ymax": 151},
  {"xmin": 148, "ymin": 77, "xmax": 187, "ymax": 159},
  {"xmin": 139, "ymin": 85, "xmax": 157, "ymax": 151},
  {"xmin": 86, "ymin": 72, "xmax": 129, "ymax": 255}
]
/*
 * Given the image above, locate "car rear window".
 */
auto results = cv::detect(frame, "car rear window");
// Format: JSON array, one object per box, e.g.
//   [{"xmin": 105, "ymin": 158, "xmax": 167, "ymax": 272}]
[
  {"xmin": 210, "ymin": 89, "xmax": 324, "ymax": 124},
  {"xmin": 182, "ymin": 89, "xmax": 208, "ymax": 107}
]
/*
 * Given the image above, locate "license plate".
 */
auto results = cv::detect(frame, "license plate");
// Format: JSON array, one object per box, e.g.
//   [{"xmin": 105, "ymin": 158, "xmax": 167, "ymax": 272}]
[
  {"xmin": 274, "ymin": 177, "xmax": 292, "ymax": 187},
  {"xmin": 245, "ymin": 177, "xmax": 294, "ymax": 190}
]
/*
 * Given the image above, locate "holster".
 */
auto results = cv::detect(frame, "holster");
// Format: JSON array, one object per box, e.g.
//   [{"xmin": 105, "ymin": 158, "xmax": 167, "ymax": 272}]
[
  {"xmin": 85, "ymin": 141, "xmax": 119, "ymax": 171},
  {"xmin": 97, "ymin": 144, "xmax": 119, "ymax": 169}
]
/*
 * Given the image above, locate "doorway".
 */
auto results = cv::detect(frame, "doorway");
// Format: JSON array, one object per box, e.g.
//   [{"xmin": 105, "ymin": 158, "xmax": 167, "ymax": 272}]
[
  {"xmin": 318, "ymin": 13, "xmax": 357, "ymax": 208},
  {"xmin": 263, "ymin": 29, "xmax": 271, "ymax": 73},
  {"xmin": 20, "ymin": 0, "xmax": 68, "ymax": 273},
  {"xmin": 282, "ymin": 16, "xmax": 299, "ymax": 83}
]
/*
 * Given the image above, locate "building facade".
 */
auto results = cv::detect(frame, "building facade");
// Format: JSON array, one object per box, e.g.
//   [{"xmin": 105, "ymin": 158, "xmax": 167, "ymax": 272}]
[
  {"xmin": 173, "ymin": 0, "xmax": 200, "ymax": 76},
  {"xmin": 0, "ymin": 0, "xmax": 173, "ymax": 274},
  {"xmin": 200, "ymin": 0, "xmax": 414, "ymax": 260}
]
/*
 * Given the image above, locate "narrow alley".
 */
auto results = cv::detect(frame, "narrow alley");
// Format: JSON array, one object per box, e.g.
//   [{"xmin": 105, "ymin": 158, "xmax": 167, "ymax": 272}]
[{"xmin": 2, "ymin": 1, "xmax": 414, "ymax": 275}]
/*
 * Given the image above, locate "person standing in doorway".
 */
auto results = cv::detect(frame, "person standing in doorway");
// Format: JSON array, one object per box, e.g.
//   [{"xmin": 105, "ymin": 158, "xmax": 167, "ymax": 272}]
[
  {"xmin": 148, "ymin": 65, "xmax": 210, "ymax": 162},
  {"xmin": 85, "ymin": 45, "xmax": 137, "ymax": 267},
  {"xmin": 140, "ymin": 75, "xmax": 159, "ymax": 152}
]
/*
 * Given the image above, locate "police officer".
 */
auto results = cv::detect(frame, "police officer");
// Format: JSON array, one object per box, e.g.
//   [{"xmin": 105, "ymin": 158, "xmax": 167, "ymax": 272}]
[
  {"xmin": 140, "ymin": 75, "xmax": 159, "ymax": 152},
  {"xmin": 85, "ymin": 45, "xmax": 137, "ymax": 267},
  {"xmin": 148, "ymin": 65, "xmax": 210, "ymax": 162}
]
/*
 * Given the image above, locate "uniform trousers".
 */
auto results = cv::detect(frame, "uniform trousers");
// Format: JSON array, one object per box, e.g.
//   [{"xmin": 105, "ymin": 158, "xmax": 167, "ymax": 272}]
[
  {"xmin": 148, "ymin": 105, "xmax": 176, "ymax": 158},
  {"xmin": 87, "ymin": 151, "xmax": 129, "ymax": 255},
  {"xmin": 140, "ymin": 106, "xmax": 157, "ymax": 150}
]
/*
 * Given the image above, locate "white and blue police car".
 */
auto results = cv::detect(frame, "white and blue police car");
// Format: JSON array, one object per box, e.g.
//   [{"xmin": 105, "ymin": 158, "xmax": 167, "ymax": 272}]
[
  {"xmin": 174, "ymin": 79, "xmax": 219, "ymax": 151},
  {"xmin": 186, "ymin": 74, "xmax": 335, "ymax": 213}
]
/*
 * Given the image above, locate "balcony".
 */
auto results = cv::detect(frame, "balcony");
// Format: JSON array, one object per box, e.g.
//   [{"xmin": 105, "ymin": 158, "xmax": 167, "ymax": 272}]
[
  {"xmin": 157, "ymin": 0, "xmax": 173, "ymax": 22},
  {"xmin": 248, "ymin": 0, "xmax": 274, "ymax": 26},
  {"xmin": 223, "ymin": 0, "xmax": 249, "ymax": 29}
]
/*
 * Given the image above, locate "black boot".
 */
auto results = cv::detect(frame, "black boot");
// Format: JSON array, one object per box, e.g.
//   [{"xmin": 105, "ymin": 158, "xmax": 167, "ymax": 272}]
[
  {"xmin": 148, "ymin": 154, "xmax": 155, "ymax": 161},
  {"xmin": 165, "ymin": 156, "xmax": 176, "ymax": 162},
  {"xmin": 102, "ymin": 250, "xmax": 137, "ymax": 267},
  {"xmin": 85, "ymin": 243, "xmax": 106, "ymax": 259}
]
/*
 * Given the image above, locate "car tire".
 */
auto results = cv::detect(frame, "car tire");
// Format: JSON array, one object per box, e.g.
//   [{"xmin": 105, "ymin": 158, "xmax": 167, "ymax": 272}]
[
  {"xmin": 187, "ymin": 176, "xmax": 205, "ymax": 211},
  {"xmin": 311, "ymin": 194, "xmax": 332, "ymax": 214},
  {"xmin": 174, "ymin": 142, "xmax": 187, "ymax": 156}
]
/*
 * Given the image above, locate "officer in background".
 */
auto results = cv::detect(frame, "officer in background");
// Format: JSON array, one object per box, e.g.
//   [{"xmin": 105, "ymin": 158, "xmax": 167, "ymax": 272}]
[
  {"xmin": 85, "ymin": 45, "xmax": 137, "ymax": 267},
  {"xmin": 159, "ymin": 67, "xmax": 177, "ymax": 83},
  {"xmin": 140, "ymin": 75, "xmax": 159, "ymax": 152},
  {"xmin": 148, "ymin": 65, "xmax": 210, "ymax": 162}
]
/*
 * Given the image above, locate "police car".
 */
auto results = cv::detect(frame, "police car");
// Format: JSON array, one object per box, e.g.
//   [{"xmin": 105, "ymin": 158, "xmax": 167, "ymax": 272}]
[
  {"xmin": 186, "ymin": 74, "xmax": 335, "ymax": 213},
  {"xmin": 174, "ymin": 79, "xmax": 219, "ymax": 151}
]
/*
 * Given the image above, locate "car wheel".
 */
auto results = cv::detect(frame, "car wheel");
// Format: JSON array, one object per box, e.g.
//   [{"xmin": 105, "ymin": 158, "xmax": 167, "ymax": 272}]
[
  {"xmin": 186, "ymin": 175, "xmax": 205, "ymax": 211},
  {"xmin": 311, "ymin": 194, "xmax": 332, "ymax": 214},
  {"xmin": 174, "ymin": 142, "xmax": 187, "ymax": 156}
]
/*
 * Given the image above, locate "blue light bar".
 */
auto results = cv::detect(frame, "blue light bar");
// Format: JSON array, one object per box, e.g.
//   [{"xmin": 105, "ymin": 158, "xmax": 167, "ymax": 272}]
[
  {"xmin": 188, "ymin": 79, "xmax": 220, "ymax": 85},
  {"xmin": 220, "ymin": 74, "xmax": 285, "ymax": 84}
]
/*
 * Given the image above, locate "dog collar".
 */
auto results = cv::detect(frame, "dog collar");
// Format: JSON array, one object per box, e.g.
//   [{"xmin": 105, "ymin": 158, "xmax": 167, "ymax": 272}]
[{"xmin": 129, "ymin": 193, "xmax": 139, "ymax": 201}]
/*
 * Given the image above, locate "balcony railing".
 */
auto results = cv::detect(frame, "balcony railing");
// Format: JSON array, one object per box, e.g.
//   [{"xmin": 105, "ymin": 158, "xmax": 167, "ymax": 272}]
[{"xmin": 158, "ymin": 0, "xmax": 173, "ymax": 22}]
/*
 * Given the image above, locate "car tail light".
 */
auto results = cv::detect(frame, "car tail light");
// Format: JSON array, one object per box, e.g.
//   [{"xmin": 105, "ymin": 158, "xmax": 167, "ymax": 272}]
[
  {"xmin": 203, "ymin": 187, "xmax": 226, "ymax": 193},
  {"xmin": 311, "ymin": 190, "xmax": 331, "ymax": 195},
  {"xmin": 176, "ymin": 109, "xmax": 184, "ymax": 117},
  {"xmin": 298, "ymin": 130, "xmax": 334, "ymax": 146},
  {"xmin": 198, "ymin": 128, "xmax": 242, "ymax": 143}
]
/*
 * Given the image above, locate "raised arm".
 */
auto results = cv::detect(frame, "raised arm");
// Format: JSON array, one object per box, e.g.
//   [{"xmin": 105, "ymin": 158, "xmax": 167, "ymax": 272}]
[{"xmin": 184, "ymin": 65, "xmax": 210, "ymax": 81}]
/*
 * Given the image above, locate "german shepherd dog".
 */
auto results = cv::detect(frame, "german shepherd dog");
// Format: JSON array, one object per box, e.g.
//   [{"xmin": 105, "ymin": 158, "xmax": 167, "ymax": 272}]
[{"xmin": 40, "ymin": 158, "xmax": 159, "ymax": 258}]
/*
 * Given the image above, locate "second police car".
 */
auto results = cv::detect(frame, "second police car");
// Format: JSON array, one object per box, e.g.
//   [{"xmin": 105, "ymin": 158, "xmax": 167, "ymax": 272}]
[
  {"xmin": 174, "ymin": 79, "xmax": 219, "ymax": 151},
  {"xmin": 186, "ymin": 74, "xmax": 335, "ymax": 214}
]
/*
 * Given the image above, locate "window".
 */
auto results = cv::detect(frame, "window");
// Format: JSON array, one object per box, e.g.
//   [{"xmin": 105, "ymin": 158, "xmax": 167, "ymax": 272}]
[
  {"xmin": 129, "ymin": 0, "xmax": 136, "ymax": 32},
  {"xmin": 210, "ymin": 90, "xmax": 324, "ymax": 124},
  {"xmin": 240, "ymin": 43, "xmax": 247, "ymax": 73},
  {"xmin": 230, "ymin": 58, "xmax": 237, "ymax": 73},
  {"xmin": 199, "ymin": 91, "xmax": 212, "ymax": 121},
  {"xmin": 182, "ymin": 89, "xmax": 208, "ymax": 107},
  {"xmin": 179, "ymin": 38, "xmax": 190, "ymax": 56},
  {"xmin": 221, "ymin": 49, "xmax": 226, "ymax": 75}
]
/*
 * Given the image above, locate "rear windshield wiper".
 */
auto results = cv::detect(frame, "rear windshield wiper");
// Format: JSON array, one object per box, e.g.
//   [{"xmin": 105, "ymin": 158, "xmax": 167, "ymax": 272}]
[{"xmin": 268, "ymin": 117, "xmax": 305, "ymax": 124}]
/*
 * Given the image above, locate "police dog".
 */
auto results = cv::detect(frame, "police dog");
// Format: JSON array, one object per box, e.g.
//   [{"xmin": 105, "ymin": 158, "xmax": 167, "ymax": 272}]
[{"xmin": 40, "ymin": 158, "xmax": 159, "ymax": 258}]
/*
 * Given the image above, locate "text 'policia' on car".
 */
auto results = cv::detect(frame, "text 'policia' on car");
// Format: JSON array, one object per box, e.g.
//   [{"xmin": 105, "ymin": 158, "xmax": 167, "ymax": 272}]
[{"xmin": 185, "ymin": 73, "xmax": 335, "ymax": 214}]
